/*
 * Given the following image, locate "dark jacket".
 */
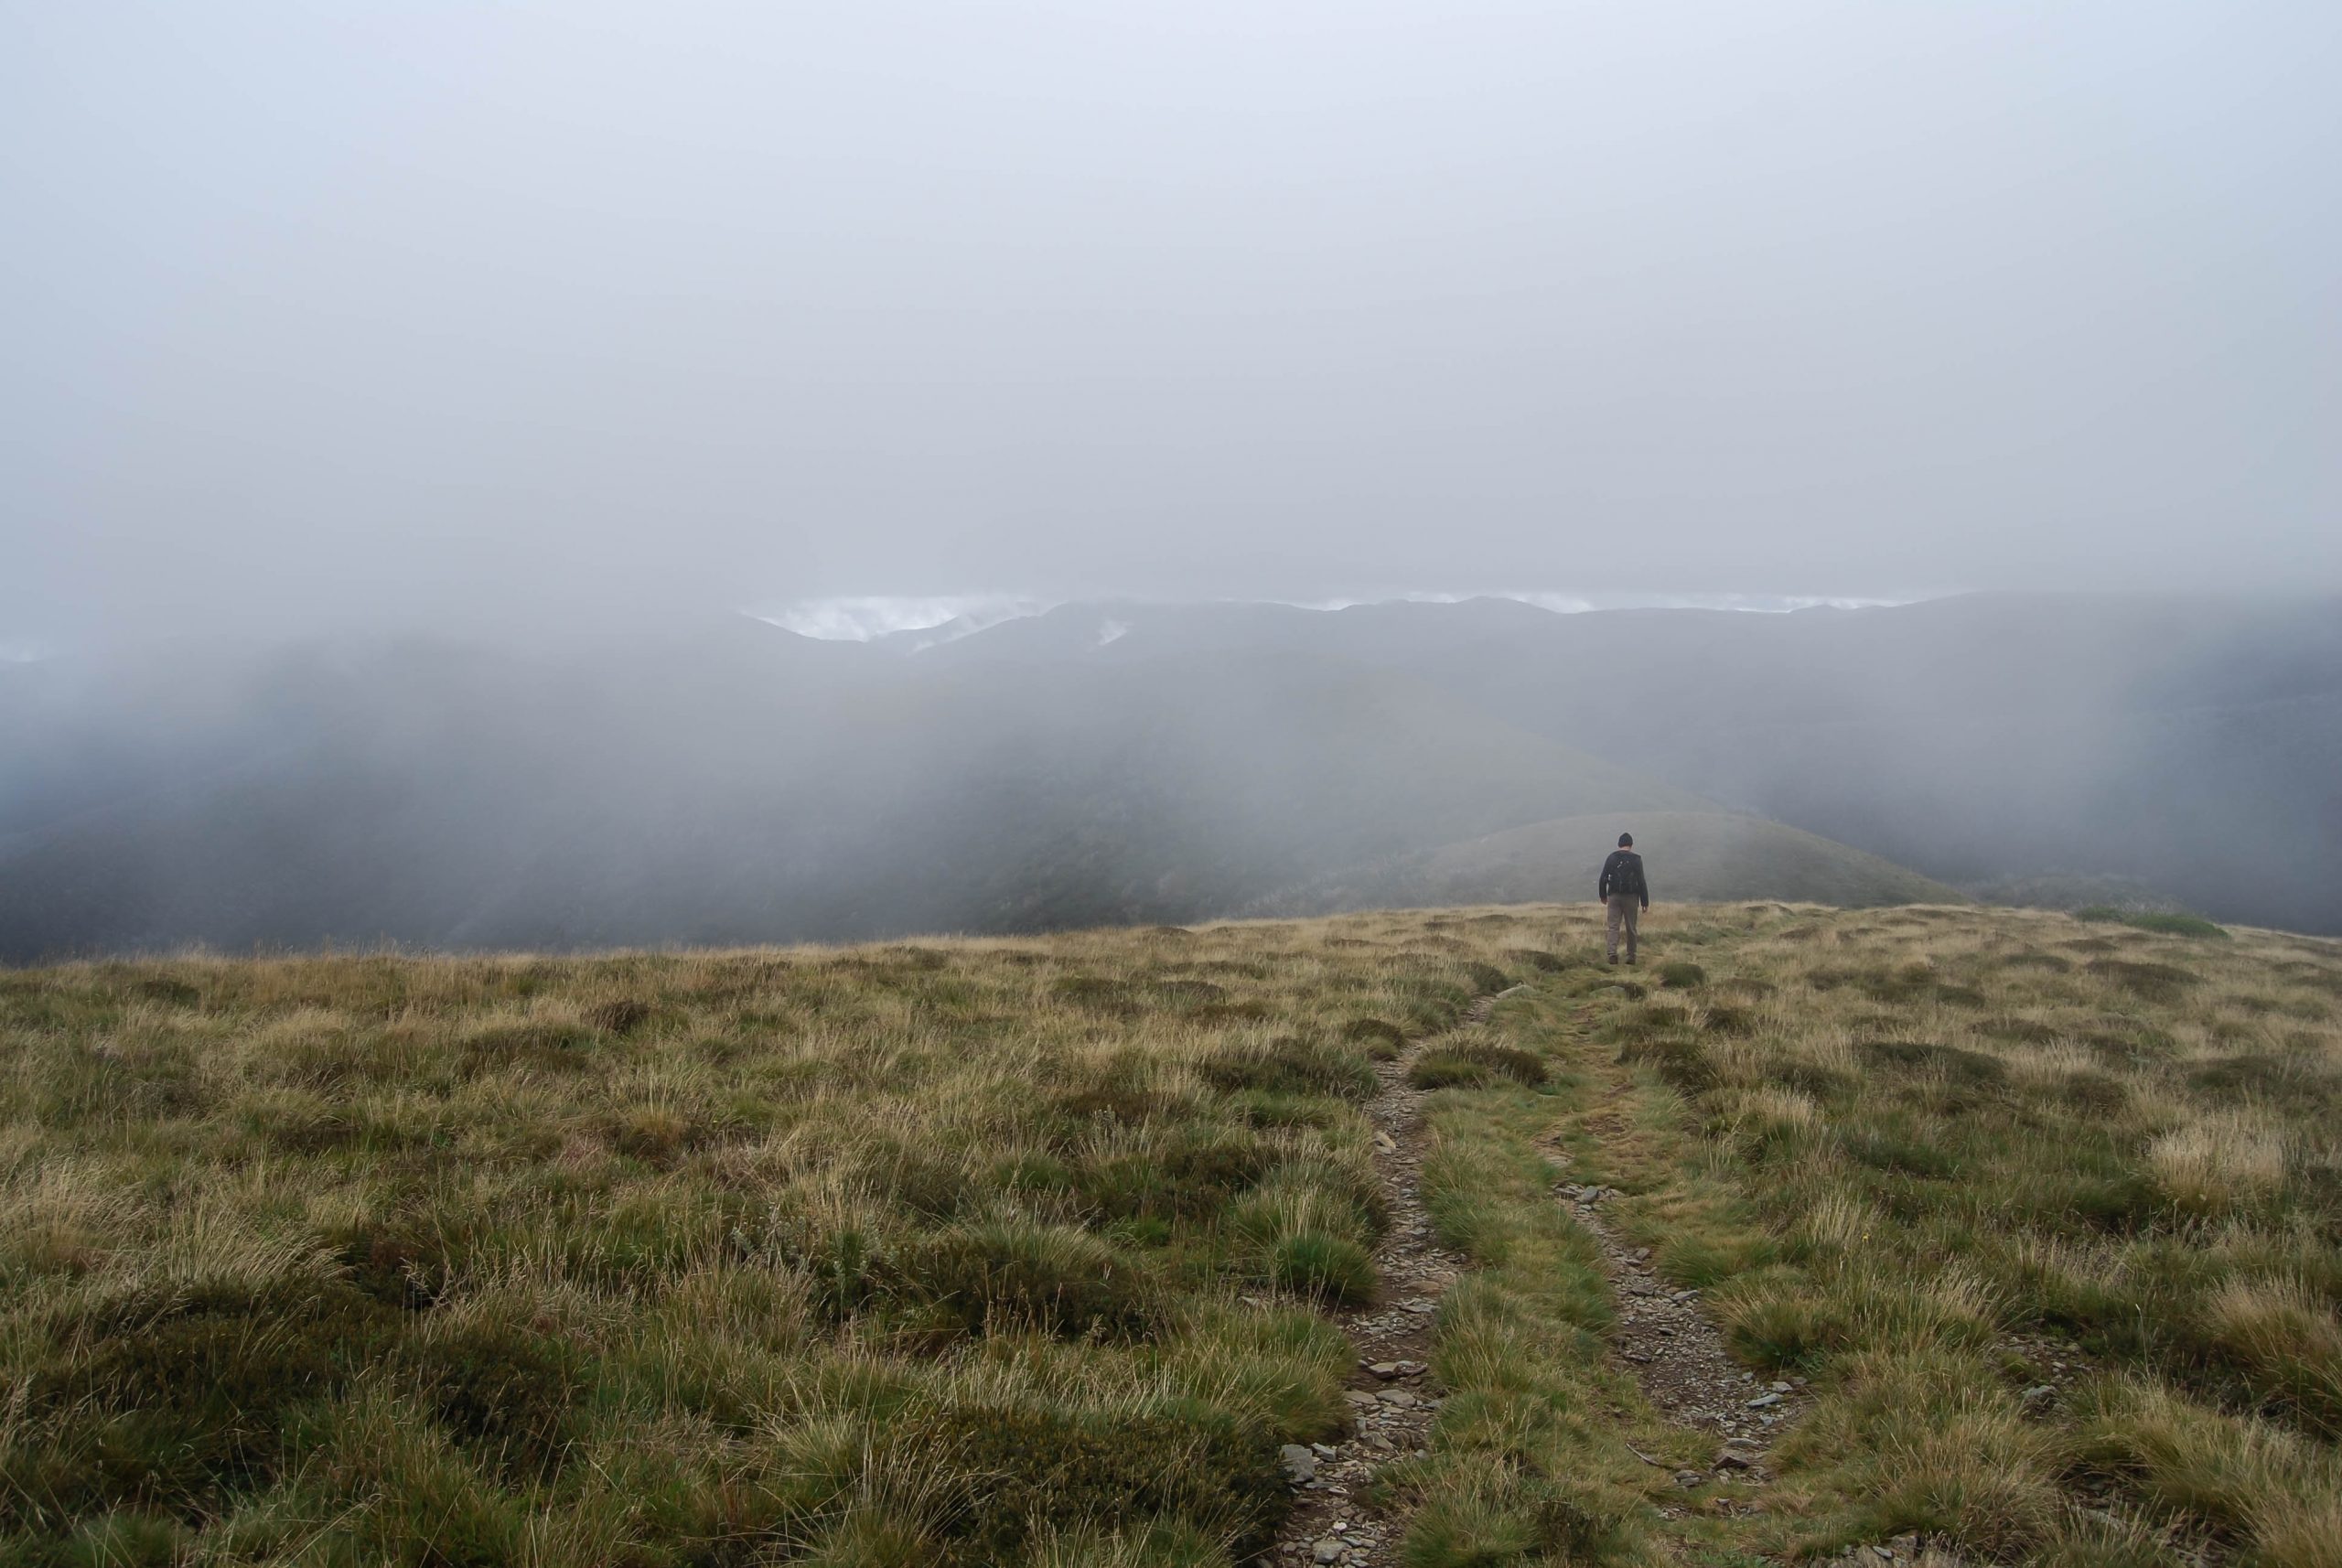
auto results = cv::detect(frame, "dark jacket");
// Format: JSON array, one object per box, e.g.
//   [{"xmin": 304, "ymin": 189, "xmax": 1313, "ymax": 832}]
[{"xmin": 1598, "ymin": 850, "xmax": 1649, "ymax": 908}]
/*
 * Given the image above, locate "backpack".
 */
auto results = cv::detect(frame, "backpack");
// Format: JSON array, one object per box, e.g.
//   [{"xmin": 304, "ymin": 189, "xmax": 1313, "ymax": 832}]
[{"xmin": 1610, "ymin": 852, "xmax": 1646, "ymax": 899}]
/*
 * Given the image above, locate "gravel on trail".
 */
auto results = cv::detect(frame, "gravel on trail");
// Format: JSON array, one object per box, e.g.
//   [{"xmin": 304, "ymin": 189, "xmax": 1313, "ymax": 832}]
[{"xmin": 1267, "ymin": 999, "xmax": 1492, "ymax": 1566}]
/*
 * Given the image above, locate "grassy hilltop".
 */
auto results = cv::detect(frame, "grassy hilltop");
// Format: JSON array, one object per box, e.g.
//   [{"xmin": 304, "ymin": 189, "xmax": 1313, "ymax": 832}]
[
  {"xmin": 2, "ymin": 906, "xmax": 2338, "ymax": 1565},
  {"xmin": 1259, "ymin": 811, "xmax": 1963, "ymax": 917}
]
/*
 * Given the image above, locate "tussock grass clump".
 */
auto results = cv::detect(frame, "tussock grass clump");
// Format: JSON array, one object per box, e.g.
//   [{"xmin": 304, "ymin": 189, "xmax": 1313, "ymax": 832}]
[
  {"xmin": 1617, "ymin": 1036, "xmax": 1716, "ymax": 1093},
  {"xmin": 2203, "ymin": 1277, "xmax": 2342, "ymax": 1436},
  {"xmin": 1399, "ymin": 1465, "xmax": 1633, "ymax": 1568},
  {"xmin": 888, "ymin": 1402, "xmax": 1289, "ymax": 1560},
  {"xmin": 1796, "ymin": 1349, "xmax": 2066, "ymax": 1554},
  {"xmin": 897, "ymin": 1221, "xmax": 1162, "ymax": 1339},
  {"xmin": 1269, "ymin": 1233, "xmax": 1379, "ymax": 1306},
  {"xmin": 2146, "ymin": 1112, "xmax": 2290, "ymax": 1215},
  {"xmin": 1408, "ymin": 1040, "xmax": 1548, "ymax": 1090},
  {"xmin": 2087, "ymin": 958, "xmax": 2199, "ymax": 1001},
  {"xmin": 2074, "ymin": 1376, "xmax": 2342, "ymax": 1561},
  {"xmin": 1504, "ymin": 947, "xmax": 1571, "ymax": 973},
  {"xmin": 1196, "ymin": 1035, "xmax": 1377, "ymax": 1101},
  {"xmin": 402, "ymin": 1317, "xmax": 584, "ymax": 1480}
]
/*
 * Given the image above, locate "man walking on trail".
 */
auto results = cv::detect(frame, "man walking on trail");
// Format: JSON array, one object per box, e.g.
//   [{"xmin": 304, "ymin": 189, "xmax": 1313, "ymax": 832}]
[{"xmin": 1599, "ymin": 832, "xmax": 1649, "ymax": 964}]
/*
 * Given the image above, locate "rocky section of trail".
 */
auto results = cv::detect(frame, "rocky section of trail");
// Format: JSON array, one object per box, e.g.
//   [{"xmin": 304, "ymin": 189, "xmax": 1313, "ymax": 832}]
[
  {"xmin": 1551, "ymin": 1086, "xmax": 1804, "ymax": 1504},
  {"xmin": 1270, "ymin": 1000, "xmax": 1496, "ymax": 1565}
]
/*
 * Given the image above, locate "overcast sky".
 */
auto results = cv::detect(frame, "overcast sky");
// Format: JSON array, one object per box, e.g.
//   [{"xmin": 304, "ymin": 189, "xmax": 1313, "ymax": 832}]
[{"xmin": 6, "ymin": 2, "xmax": 2337, "ymax": 644}]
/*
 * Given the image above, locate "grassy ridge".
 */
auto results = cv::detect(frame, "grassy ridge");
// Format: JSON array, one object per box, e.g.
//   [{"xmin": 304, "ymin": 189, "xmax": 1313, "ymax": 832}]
[
  {"xmin": 1404, "ymin": 904, "xmax": 2342, "ymax": 1567},
  {"xmin": 0, "ymin": 918, "xmax": 1559, "ymax": 1566},
  {"xmin": 5, "ymin": 903, "xmax": 2338, "ymax": 1565},
  {"xmin": 1262, "ymin": 811, "xmax": 1962, "ymax": 918}
]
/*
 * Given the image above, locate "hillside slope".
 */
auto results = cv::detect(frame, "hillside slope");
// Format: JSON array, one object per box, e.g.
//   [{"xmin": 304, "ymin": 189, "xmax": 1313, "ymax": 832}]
[
  {"xmin": 2, "ymin": 906, "xmax": 2334, "ymax": 1563},
  {"xmin": 0, "ymin": 639, "xmax": 1706, "ymax": 958},
  {"xmin": 900, "ymin": 592, "xmax": 2342, "ymax": 932},
  {"xmin": 5, "ymin": 589, "xmax": 2337, "ymax": 955},
  {"xmin": 1257, "ymin": 810, "xmax": 1962, "ymax": 915}
]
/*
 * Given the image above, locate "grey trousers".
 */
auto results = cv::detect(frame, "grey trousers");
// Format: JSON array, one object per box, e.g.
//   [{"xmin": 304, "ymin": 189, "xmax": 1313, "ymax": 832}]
[{"xmin": 1606, "ymin": 895, "xmax": 1641, "ymax": 961}]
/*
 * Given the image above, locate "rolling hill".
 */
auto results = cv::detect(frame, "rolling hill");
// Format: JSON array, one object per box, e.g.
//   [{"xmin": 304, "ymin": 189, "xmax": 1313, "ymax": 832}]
[
  {"xmin": 1255, "ymin": 810, "xmax": 1963, "ymax": 916},
  {"xmin": 3, "ymin": 589, "xmax": 2337, "ymax": 957},
  {"xmin": 0, "ymin": 635, "xmax": 1712, "ymax": 959}
]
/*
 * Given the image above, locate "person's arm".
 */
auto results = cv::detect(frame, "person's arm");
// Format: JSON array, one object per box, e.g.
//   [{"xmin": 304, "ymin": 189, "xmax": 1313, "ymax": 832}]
[
  {"xmin": 1597, "ymin": 853, "xmax": 1613, "ymax": 900},
  {"xmin": 1639, "ymin": 857, "xmax": 1650, "ymax": 910}
]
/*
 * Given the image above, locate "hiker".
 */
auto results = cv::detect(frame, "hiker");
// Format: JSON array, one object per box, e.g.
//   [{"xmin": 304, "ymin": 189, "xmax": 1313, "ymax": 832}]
[{"xmin": 1598, "ymin": 832, "xmax": 1649, "ymax": 964}]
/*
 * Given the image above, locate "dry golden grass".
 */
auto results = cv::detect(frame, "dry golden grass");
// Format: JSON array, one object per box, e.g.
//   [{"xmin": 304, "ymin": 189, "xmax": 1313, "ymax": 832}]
[
  {"xmin": 1419, "ymin": 899, "xmax": 2342, "ymax": 1567},
  {"xmin": 2148, "ymin": 1112, "xmax": 2293, "ymax": 1215},
  {"xmin": 0, "ymin": 909, "xmax": 1574, "ymax": 1566},
  {"xmin": 5, "ymin": 897, "xmax": 2338, "ymax": 1566}
]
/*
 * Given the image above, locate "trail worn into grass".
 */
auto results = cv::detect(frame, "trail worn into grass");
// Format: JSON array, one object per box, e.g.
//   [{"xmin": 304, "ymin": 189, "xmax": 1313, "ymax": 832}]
[
  {"xmin": 1558, "ymin": 1099, "xmax": 1802, "ymax": 1481},
  {"xmin": 1271, "ymin": 997, "xmax": 1497, "ymax": 1566}
]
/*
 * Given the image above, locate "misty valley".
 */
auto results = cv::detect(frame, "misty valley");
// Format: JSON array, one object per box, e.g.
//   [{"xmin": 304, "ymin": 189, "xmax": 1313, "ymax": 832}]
[{"xmin": 5, "ymin": 589, "xmax": 2337, "ymax": 962}]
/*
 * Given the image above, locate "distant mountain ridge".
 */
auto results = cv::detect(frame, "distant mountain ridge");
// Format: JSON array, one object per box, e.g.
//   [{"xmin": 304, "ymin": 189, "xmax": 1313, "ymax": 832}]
[
  {"xmin": 1, "ymin": 589, "xmax": 2334, "ymax": 958},
  {"xmin": 878, "ymin": 590, "xmax": 2342, "ymax": 932}
]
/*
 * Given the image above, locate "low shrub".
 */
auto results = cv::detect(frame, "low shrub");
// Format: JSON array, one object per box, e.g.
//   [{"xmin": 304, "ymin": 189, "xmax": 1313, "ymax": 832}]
[{"xmin": 1658, "ymin": 961, "xmax": 1707, "ymax": 988}]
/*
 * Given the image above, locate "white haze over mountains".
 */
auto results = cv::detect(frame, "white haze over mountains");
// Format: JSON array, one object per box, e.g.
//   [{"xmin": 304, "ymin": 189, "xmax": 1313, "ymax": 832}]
[
  {"xmin": 7, "ymin": 3, "xmax": 2339, "ymax": 648},
  {"xmin": 759, "ymin": 590, "xmax": 1913, "ymax": 642},
  {"xmin": 5, "ymin": 4, "xmax": 2339, "ymax": 956},
  {"xmin": 751, "ymin": 595, "xmax": 1054, "ymax": 644}
]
